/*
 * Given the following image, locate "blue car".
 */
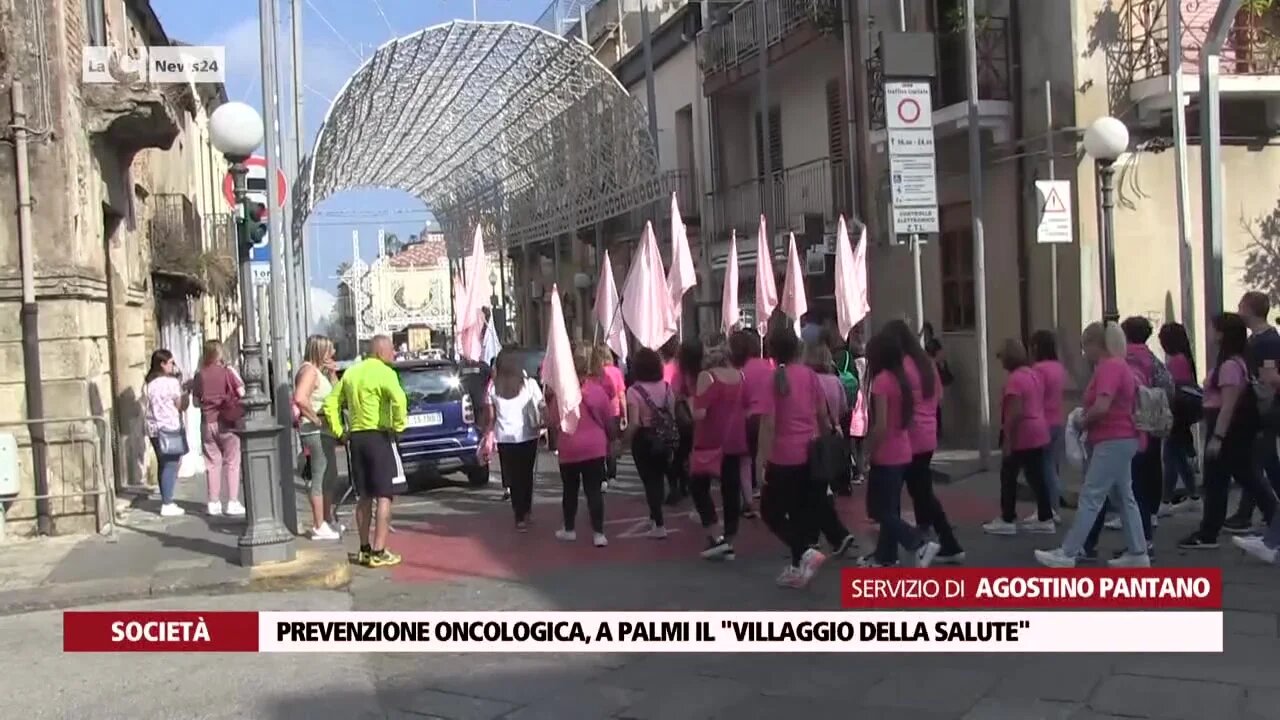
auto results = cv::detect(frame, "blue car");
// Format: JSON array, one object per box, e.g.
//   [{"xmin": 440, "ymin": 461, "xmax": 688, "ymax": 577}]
[{"xmin": 394, "ymin": 360, "xmax": 489, "ymax": 486}]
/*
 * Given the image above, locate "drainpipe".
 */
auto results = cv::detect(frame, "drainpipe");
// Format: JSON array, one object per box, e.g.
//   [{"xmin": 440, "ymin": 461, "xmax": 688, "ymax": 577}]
[{"xmin": 12, "ymin": 81, "xmax": 52, "ymax": 535}]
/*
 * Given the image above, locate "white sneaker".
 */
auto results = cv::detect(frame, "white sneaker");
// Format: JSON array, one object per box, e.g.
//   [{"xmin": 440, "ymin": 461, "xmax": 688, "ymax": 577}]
[
  {"xmin": 1034, "ymin": 548, "xmax": 1076, "ymax": 568},
  {"xmin": 798, "ymin": 548, "xmax": 827, "ymax": 584},
  {"xmin": 1232, "ymin": 535, "xmax": 1279, "ymax": 565},
  {"xmin": 601, "ymin": 481, "xmax": 609, "ymax": 494},
  {"xmin": 160, "ymin": 503, "xmax": 185, "ymax": 517},
  {"xmin": 1108, "ymin": 552, "xmax": 1152, "ymax": 568},
  {"xmin": 1176, "ymin": 497, "xmax": 1203, "ymax": 514},
  {"xmin": 915, "ymin": 541, "xmax": 941, "ymax": 568},
  {"xmin": 593, "ymin": 533, "xmax": 608, "ymax": 547},
  {"xmin": 1020, "ymin": 519, "xmax": 1057, "ymax": 535},
  {"xmin": 983, "ymin": 519, "xmax": 1017, "ymax": 536},
  {"xmin": 1103, "ymin": 515, "xmax": 1122, "ymax": 531},
  {"xmin": 224, "ymin": 500, "xmax": 246, "ymax": 517},
  {"xmin": 1158, "ymin": 502, "xmax": 1177, "ymax": 518},
  {"xmin": 207, "ymin": 502, "xmax": 223, "ymax": 516},
  {"xmin": 647, "ymin": 523, "xmax": 668, "ymax": 540},
  {"xmin": 776, "ymin": 565, "xmax": 804, "ymax": 588},
  {"xmin": 310, "ymin": 523, "xmax": 339, "ymax": 541},
  {"xmin": 555, "ymin": 529, "xmax": 577, "ymax": 542},
  {"xmin": 1150, "ymin": 514, "xmax": 1159, "ymax": 528}
]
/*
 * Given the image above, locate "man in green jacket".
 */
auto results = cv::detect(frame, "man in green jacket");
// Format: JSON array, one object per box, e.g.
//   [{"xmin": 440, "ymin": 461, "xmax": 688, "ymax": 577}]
[{"xmin": 323, "ymin": 335, "xmax": 408, "ymax": 568}]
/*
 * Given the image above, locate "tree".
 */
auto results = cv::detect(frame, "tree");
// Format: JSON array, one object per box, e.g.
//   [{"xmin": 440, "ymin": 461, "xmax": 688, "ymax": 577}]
[{"xmin": 384, "ymin": 232, "xmax": 404, "ymax": 256}]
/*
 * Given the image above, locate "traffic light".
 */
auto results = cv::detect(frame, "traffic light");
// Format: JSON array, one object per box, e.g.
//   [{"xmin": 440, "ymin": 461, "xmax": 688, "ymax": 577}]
[{"xmin": 239, "ymin": 201, "xmax": 268, "ymax": 248}]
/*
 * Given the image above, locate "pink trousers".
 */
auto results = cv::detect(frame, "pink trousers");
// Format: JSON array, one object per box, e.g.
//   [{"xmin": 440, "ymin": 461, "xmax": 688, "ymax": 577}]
[{"xmin": 202, "ymin": 422, "xmax": 242, "ymax": 503}]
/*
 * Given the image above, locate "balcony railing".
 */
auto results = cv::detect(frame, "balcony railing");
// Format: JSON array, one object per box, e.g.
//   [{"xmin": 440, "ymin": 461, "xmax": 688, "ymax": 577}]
[
  {"xmin": 617, "ymin": 169, "xmax": 700, "ymax": 233},
  {"xmin": 699, "ymin": 0, "xmax": 842, "ymax": 77},
  {"xmin": 706, "ymin": 157, "xmax": 851, "ymax": 236},
  {"xmin": 149, "ymin": 194, "xmax": 237, "ymax": 297},
  {"xmin": 868, "ymin": 17, "xmax": 1011, "ymax": 129},
  {"xmin": 1123, "ymin": 0, "xmax": 1280, "ymax": 79}
]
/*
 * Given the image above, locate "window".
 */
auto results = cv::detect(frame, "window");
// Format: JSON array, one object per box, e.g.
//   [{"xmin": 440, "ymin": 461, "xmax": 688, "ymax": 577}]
[
  {"xmin": 939, "ymin": 203, "xmax": 975, "ymax": 331},
  {"xmin": 85, "ymin": 0, "xmax": 107, "ymax": 45},
  {"xmin": 753, "ymin": 105, "xmax": 783, "ymax": 178}
]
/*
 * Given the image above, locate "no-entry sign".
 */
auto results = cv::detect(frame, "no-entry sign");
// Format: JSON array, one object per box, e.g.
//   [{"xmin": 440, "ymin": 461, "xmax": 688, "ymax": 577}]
[
  {"xmin": 222, "ymin": 155, "xmax": 287, "ymax": 212},
  {"xmin": 885, "ymin": 81, "xmax": 933, "ymax": 131}
]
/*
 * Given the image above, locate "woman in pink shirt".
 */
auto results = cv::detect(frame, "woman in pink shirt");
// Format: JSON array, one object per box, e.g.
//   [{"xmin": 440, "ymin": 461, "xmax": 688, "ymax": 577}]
[
  {"xmin": 622, "ymin": 348, "xmax": 676, "ymax": 539},
  {"xmin": 1030, "ymin": 330, "xmax": 1068, "ymax": 516},
  {"xmin": 882, "ymin": 320, "xmax": 963, "ymax": 563},
  {"xmin": 689, "ymin": 345, "xmax": 746, "ymax": 560},
  {"xmin": 862, "ymin": 331, "xmax": 940, "ymax": 569},
  {"xmin": 756, "ymin": 327, "xmax": 833, "ymax": 587},
  {"xmin": 1157, "ymin": 322, "xmax": 1199, "ymax": 511},
  {"xmin": 739, "ymin": 329, "xmax": 773, "ymax": 502},
  {"xmin": 1036, "ymin": 322, "xmax": 1149, "ymax": 568},
  {"xmin": 591, "ymin": 345, "xmax": 627, "ymax": 490},
  {"xmin": 552, "ymin": 347, "xmax": 616, "ymax": 547},
  {"xmin": 986, "ymin": 339, "xmax": 1054, "ymax": 535}
]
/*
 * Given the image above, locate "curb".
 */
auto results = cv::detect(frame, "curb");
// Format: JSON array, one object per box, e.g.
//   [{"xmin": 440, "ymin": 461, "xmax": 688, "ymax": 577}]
[{"xmin": 0, "ymin": 548, "xmax": 351, "ymax": 617}]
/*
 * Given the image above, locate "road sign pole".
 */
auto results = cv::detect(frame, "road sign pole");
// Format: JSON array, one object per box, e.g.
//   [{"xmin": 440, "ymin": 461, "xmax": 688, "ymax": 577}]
[
  {"xmin": 965, "ymin": 0, "xmax": 992, "ymax": 470},
  {"xmin": 1045, "ymin": 80, "xmax": 1058, "ymax": 337}
]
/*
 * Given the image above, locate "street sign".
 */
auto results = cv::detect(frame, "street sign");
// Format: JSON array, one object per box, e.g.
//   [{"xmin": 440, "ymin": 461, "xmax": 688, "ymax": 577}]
[
  {"xmin": 890, "ymin": 155, "xmax": 939, "ymax": 208},
  {"xmin": 222, "ymin": 155, "xmax": 287, "ymax": 211},
  {"xmin": 251, "ymin": 262, "xmax": 271, "ymax": 286},
  {"xmin": 1035, "ymin": 180, "xmax": 1073, "ymax": 244},
  {"xmin": 888, "ymin": 129, "xmax": 935, "ymax": 156},
  {"xmin": 893, "ymin": 206, "xmax": 939, "ymax": 236},
  {"xmin": 886, "ymin": 81, "xmax": 934, "ymax": 131}
]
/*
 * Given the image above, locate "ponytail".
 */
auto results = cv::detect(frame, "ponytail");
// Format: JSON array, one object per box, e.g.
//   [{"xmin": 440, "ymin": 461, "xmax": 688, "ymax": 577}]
[{"xmin": 774, "ymin": 364, "xmax": 790, "ymax": 397}]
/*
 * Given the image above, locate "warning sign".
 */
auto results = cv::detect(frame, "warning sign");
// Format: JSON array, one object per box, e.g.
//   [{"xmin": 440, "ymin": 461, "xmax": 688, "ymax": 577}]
[{"xmin": 1035, "ymin": 180, "xmax": 1073, "ymax": 244}]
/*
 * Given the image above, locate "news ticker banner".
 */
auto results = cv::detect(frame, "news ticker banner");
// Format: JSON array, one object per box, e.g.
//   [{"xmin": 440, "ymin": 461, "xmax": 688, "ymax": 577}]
[{"xmin": 63, "ymin": 569, "xmax": 1224, "ymax": 654}]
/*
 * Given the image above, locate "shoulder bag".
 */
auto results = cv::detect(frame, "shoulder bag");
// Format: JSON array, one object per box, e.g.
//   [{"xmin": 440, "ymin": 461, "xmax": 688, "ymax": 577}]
[
  {"xmin": 809, "ymin": 375, "xmax": 850, "ymax": 487},
  {"xmin": 219, "ymin": 368, "xmax": 246, "ymax": 429}
]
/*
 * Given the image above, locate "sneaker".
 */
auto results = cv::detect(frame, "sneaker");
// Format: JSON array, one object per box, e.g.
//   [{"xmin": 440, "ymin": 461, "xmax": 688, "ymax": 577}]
[
  {"xmin": 366, "ymin": 549, "xmax": 402, "ymax": 568},
  {"xmin": 1150, "ymin": 514, "xmax": 1159, "ymax": 529},
  {"xmin": 1075, "ymin": 548, "xmax": 1099, "ymax": 564},
  {"xmin": 1034, "ymin": 548, "xmax": 1076, "ymax": 568},
  {"xmin": 934, "ymin": 550, "xmax": 966, "ymax": 565},
  {"xmin": 915, "ymin": 541, "xmax": 941, "ymax": 568},
  {"xmin": 555, "ymin": 529, "xmax": 577, "ymax": 542},
  {"xmin": 515, "ymin": 521, "xmax": 529, "ymax": 533},
  {"xmin": 600, "ymin": 481, "xmax": 609, "ymax": 494},
  {"xmin": 741, "ymin": 506, "xmax": 758, "ymax": 519},
  {"xmin": 593, "ymin": 533, "xmax": 609, "ymax": 548},
  {"xmin": 832, "ymin": 534, "xmax": 857, "ymax": 558},
  {"xmin": 1103, "ymin": 515, "xmax": 1122, "ymax": 531},
  {"xmin": 1023, "ymin": 511, "xmax": 1062, "ymax": 524},
  {"xmin": 310, "ymin": 523, "xmax": 340, "ymax": 541},
  {"xmin": 1223, "ymin": 517, "xmax": 1253, "ymax": 534},
  {"xmin": 1174, "ymin": 496, "xmax": 1203, "ymax": 514},
  {"xmin": 350, "ymin": 549, "xmax": 371, "ymax": 566},
  {"xmin": 1020, "ymin": 519, "xmax": 1057, "ymax": 535},
  {"xmin": 1232, "ymin": 535, "xmax": 1279, "ymax": 565},
  {"xmin": 224, "ymin": 500, "xmax": 246, "ymax": 517},
  {"xmin": 206, "ymin": 502, "xmax": 223, "ymax": 516},
  {"xmin": 1108, "ymin": 552, "xmax": 1151, "ymax": 568},
  {"xmin": 501, "ymin": 488, "xmax": 511, "ymax": 502},
  {"xmin": 1158, "ymin": 501, "xmax": 1177, "ymax": 518},
  {"xmin": 776, "ymin": 566, "xmax": 805, "ymax": 588},
  {"xmin": 701, "ymin": 537, "xmax": 734, "ymax": 560},
  {"xmin": 855, "ymin": 554, "xmax": 897, "ymax": 568},
  {"xmin": 798, "ymin": 548, "xmax": 827, "ymax": 584},
  {"xmin": 982, "ymin": 519, "xmax": 1017, "ymax": 536},
  {"xmin": 1177, "ymin": 532, "xmax": 1219, "ymax": 550},
  {"xmin": 1114, "ymin": 543, "xmax": 1156, "ymax": 561},
  {"xmin": 160, "ymin": 503, "xmax": 185, "ymax": 517},
  {"xmin": 647, "ymin": 523, "xmax": 668, "ymax": 540}
]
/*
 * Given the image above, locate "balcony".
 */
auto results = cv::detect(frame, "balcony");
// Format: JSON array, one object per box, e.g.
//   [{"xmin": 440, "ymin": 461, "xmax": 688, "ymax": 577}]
[
  {"xmin": 1120, "ymin": 0, "xmax": 1280, "ymax": 123},
  {"xmin": 706, "ymin": 157, "xmax": 851, "ymax": 237},
  {"xmin": 698, "ymin": 0, "xmax": 842, "ymax": 87},
  {"xmin": 149, "ymin": 194, "xmax": 236, "ymax": 298},
  {"xmin": 615, "ymin": 169, "xmax": 701, "ymax": 234}
]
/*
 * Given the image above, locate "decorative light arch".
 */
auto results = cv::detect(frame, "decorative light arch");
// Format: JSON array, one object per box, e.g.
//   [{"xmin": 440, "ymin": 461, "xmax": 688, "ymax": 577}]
[{"xmin": 293, "ymin": 20, "xmax": 662, "ymax": 254}]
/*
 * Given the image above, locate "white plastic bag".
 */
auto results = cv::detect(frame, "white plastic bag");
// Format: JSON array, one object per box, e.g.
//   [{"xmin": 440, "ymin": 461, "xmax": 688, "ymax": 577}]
[{"xmin": 1065, "ymin": 407, "xmax": 1088, "ymax": 471}]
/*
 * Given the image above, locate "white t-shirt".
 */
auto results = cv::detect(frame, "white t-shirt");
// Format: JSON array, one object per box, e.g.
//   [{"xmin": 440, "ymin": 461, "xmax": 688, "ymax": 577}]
[{"xmin": 489, "ymin": 378, "xmax": 544, "ymax": 444}]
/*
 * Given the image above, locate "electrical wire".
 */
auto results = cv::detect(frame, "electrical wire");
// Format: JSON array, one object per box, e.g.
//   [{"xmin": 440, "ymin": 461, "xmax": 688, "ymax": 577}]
[
  {"xmin": 304, "ymin": 0, "xmax": 365, "ymax": 60},
  {"xmin": 370, "ymin": 0, "xmax": 397, "ymax": 37}
]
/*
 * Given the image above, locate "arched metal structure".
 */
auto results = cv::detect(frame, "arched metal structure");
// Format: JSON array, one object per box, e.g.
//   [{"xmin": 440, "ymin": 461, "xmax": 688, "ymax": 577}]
[{"xmin": 293, "ymin": 20, "xmax": 662, "ymax": 253}]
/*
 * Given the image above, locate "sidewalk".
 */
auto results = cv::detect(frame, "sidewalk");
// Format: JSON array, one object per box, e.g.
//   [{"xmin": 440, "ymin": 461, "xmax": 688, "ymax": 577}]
[{"xmin": 0, "ymin": 474, "xmax": 350, "ymax": 615}]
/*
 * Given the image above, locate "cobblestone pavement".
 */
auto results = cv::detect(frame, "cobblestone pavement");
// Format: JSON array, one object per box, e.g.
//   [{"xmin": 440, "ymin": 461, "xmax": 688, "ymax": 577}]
[{"xmin": 7, "ymin": 456, "xmax": 1278, "ymax": 719}]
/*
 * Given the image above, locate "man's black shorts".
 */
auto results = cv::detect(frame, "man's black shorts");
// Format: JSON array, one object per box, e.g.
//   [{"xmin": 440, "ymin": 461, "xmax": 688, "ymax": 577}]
[{"xmin": 348, "ymin": 431, "xmax": 399, "ymax": 499}]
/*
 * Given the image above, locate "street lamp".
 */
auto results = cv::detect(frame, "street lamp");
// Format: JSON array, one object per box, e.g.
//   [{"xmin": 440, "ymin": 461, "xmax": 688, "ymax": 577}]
[
  {"xmin": 1083, "ymin": 116, "xmax": 1130, "ymax": 325},
  {"xmin": 209, "ymin": 101, "xmax": 297, "ymax": 567}
]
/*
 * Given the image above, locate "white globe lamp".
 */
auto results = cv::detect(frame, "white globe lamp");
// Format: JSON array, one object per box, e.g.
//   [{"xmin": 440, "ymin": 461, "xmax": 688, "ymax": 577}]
[
  {"xmin": 209, "ymin": 101, "xmax": 265, "ymax": 159},
  {"xmin": 1083, "ymin": 116, "xmax": 1129, "ymax": 163}
]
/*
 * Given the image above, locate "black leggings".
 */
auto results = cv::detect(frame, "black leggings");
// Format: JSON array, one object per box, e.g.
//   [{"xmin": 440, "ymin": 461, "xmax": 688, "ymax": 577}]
[
  {"xmin": 690, "ymin": 453, "xmax": 744, "ymax": 539},
  {"xmin": 498, "ymin": 440, "xmax": 539, "ymax": 522},
  {"xmin": 631, "ymin": 429, "xmax": 670, "ymax": 527},
  {"xmin": 669, "ymin": 425, "xmax": 692, "ymax": 496},
  {"xmin": 1000, "ymin": 446, "xmax": 1051, "ymax": 523},
  {"xmin": 1200, "ymin": 412, "xmax": 1276, "ymax": 541},
  {"xmin": 746, "ymin": 415, "xmax": 763, "ymax": 491},
  {"xmin": 559, "ymin": 458, "xmax": 606, "ymax": 534},
  {"xmin": 904, "ymin": 451, "xmax": 962, "ymax": 554},
  {"xmin": 761, "ymin": 463, "xmax": 817, "ymax": 566}
]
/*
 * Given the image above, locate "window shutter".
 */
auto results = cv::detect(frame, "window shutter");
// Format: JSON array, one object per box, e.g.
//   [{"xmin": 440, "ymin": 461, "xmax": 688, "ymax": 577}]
[{"xmin": 825, "ymin": 79, "xmax": 845, "ymax": 165}]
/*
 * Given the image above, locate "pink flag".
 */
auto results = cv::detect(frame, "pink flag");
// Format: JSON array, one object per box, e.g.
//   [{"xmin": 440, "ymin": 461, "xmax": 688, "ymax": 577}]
[
  {"xmin": 451, "ymin": 271, "xmax": 467, "ymax": 360},
  {"xmin": 780, "ymin": 232, "xmax": 807, "ymax": 333},
  {"xmin": 594, "ymin": 250, "xmax": 629, "ymax": 364},
  {"xmin": 721, "ymin": 230, "xmax": 740, "ymax": 335},
  {"xmin": 668, "ymin": 193, "xmax": 697, "ymax": 323},
  {"xmin": 456, "ymin": 226, "xmax": 491, "ymax": 361},
  {"xmin": 834, "ymin": 216, "xmax": 870, "ymax": 341},
  {"xmin": 622, "ymin": 221, "xmax": 677, "ymax": 350},
  {"xmin": 753, "ymin": 215, "xmax": 777, "ymax": 334},
  {"xmin": 540, "ymin": 284, "xmax": 582, "ymax": 434}
]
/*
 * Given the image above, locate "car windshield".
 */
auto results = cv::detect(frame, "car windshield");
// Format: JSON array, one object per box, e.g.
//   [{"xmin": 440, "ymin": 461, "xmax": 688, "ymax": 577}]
[{"xmin": 398, "ymin": 368, "xmax": 461, "ymax": 404}]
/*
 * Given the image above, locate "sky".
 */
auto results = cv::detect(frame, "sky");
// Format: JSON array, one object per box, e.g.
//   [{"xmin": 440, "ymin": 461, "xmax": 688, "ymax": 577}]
[{"xmin": 150, "ymin": 0, "xmax": 553, "ymax": 297}]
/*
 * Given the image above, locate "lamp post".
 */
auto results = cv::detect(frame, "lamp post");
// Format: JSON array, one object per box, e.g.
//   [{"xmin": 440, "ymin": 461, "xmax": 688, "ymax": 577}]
[
  {"xmin": 1083, "ymin": 116, "xmax": 1130, "ymax": 326},
  {"xmin": 209, "ymin": 101, "xmax": 297, "ymax": 567}
]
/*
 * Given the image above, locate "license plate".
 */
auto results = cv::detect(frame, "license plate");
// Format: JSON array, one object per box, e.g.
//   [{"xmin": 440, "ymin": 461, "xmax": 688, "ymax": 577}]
[{"xmin": 407, "ymin": 412, "xmax": 443, "ymax": 428}]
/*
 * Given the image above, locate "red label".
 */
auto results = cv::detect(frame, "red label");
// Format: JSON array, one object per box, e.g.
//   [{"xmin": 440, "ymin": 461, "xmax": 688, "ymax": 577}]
[
  {"xmin": 63, "ymin": 611, "xmax": 260, "ymax": 652},
  {"xmin": 840, "ymin": 568, "xmax": 1222, "ymax": 610}
]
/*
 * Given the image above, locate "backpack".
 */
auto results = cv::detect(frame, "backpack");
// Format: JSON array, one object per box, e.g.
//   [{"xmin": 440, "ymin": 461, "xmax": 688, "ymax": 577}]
[
  {"xmin": 1128, "ymin": 353, "xmax": 1172, "ymax": 438},
  {"xmin": 635, "ymin": 385, "xmax": 680, "ymax": 457},
  {"xmin": 837, "ymin": 353, "xmax": 860, "ymax": 407}
]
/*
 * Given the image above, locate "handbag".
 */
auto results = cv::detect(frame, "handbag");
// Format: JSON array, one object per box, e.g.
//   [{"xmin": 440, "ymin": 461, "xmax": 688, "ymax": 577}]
[
  {"xmin": 809, "ymin": 387, "xmax": 849, "ymax": 486},
  {"xmin": 155, "ymin": 427, "xmax": 188, "ymax": 457},
  {"xmin": 521, "ymin": 378, "xmax": 544, "ymax": 431},
  {"xmin": 219, "ymin": 369, "xmax": 246, "ymax": 428}
]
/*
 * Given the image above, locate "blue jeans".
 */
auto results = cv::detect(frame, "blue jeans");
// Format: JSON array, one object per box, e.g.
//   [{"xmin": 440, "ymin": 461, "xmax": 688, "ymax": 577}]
[
  {"xmin": 1042, "ymin": 425, "xmax": 1065, "ymax": 510},
  {"xmin": 150, "ymin": 438, "xmax": 181, "ymax": 504},
  {"xmin": 1061, "ymin": 438, "xmax": 1146, "ymax": 557},
  {"xmin": 1162, "ymin": 435, "xmax": 1197, "ymax": 501},
  {"xmin": 867, "ymin": 463, "xmax": 923, "ymax": 564}
]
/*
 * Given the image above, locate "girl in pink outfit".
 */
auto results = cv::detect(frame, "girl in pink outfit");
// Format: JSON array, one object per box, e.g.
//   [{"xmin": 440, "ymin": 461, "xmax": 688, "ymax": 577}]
[
  {"xmin": 552, "ymin": 348, "xmax": 616, "ymax": 548},
  {"xmin": 845, "ymin": 338, "xmax": 869, "ymax": 486},
  {"xmin": 727, "ymin": 332, "xmax": 761, "ymax": 517},
  {"xmin": 689, "ymin": 344, "xmax": 746, "ymax": 560},
  {"xmin": 985, "ymin": 338, "xmax": 1054, "ymax": 536},
  {"xmin": 740, "ymin": 330, "xmax": 773, "ymax": 502},
  {"xmin": 803, "ymin": 342, "xmax": 856, "ymax": 558},
  {"xmin": 623, "ymin": 348, "xmax": 676, "ymax": 538},
  {"xmin": 192, "ymin": 340, "xmax": 245, "ymax": 518},
  {"xmin": 592, "ymin": 345, "xmax": 627, "ymax": 490}
]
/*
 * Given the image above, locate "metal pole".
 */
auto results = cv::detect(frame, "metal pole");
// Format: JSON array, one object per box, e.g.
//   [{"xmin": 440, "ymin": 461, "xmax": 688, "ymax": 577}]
[
  {"xmin": 352, "ymin": 230, "xmax": 362, "ymax": 353},
  {"xmin": 756, "ymin": 0, "xmax": 774, "ymax": 233},
  {"xmin": 12, "ymin": 81, "xmax": 51, "ymax": 535},
  {"xmin": 1099, "ymin": 162, "xmax": 1120, "ymax": 324},
  {"xmin": 1045, "ymin": 80, "xmax": 1059, "ymax": 335},
  {"xmin": 895, "ymin": 0, "xmax": 924, "ymax": 331},
  {"xmin": 848, "ymin": 0, "xmax": 877, "ymax": 326},
  {"xmin": 640, "ymin": 0, "xmax": 661, "ymax": 222},
  {"xmin": 840, "ymin": 0, "xmax": 859, "ymax": 218},
  {"xmin": 274, "ymin": 6, "xmax": 299, "ymax": 362},
  {"xmin": 291, "ymin": 0, "xmax": 313, "ymax": 336},
  {"xmin": 1200, "ymin": 0, "xmax": 1240, "ymax": 363},
  {"xmin": 964, "ymin": 0, "xmax": 991, "ymax": 469}
]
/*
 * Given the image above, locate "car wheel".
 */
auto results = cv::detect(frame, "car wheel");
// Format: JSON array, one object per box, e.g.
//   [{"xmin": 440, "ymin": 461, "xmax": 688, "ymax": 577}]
[{"xmin": 465, "ymin": 465, "xmax": 491, "ymax": 486}]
